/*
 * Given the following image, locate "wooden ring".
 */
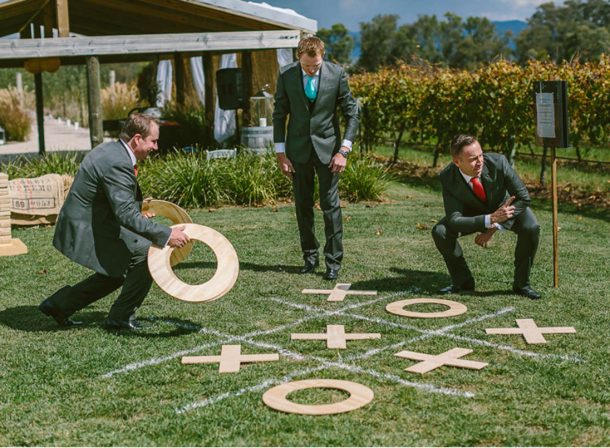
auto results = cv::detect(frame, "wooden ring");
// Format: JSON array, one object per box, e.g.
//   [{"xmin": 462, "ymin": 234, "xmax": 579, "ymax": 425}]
[
  {"xmin": 262, "ymin": 379, "xmax": 374, "ymax": 415},
  {"xmin": 142, "ymin": 199, "xmax": 193, "ymax": 266},
  {"xmin": 386, "ymin": 298, "xmax": 467, "ymax": 318},
  {"xmin": 148, "ymin": 223, "xmax": 239, "ymax": 303}
]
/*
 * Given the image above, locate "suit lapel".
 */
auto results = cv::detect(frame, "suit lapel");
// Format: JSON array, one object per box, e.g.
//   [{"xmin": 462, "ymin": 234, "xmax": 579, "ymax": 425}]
[
  {"xmin": 480, "ymin": 163, "xmax": 494, "ymax": 206},
  {"xmin": 293, "ymin": 65, "xmax": 310, "ymax": 113}
]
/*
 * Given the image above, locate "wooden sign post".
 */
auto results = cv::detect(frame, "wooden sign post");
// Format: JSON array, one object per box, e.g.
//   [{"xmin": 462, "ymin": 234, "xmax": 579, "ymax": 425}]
[{"xmin": 534, "ymin": 81, "xmax": 569, "ymax": 288}]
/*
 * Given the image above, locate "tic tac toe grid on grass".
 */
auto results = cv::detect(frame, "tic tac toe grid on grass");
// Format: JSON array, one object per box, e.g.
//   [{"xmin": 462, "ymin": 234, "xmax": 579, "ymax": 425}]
[{"xmin": 100, "ymin": 289, "xmax": 581, "ymax": 415}]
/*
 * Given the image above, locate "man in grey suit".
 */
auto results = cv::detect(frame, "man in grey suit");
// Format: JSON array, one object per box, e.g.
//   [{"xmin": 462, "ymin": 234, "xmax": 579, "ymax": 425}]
[
  {"xmin": 273, "ymin": 36, "xmax": 359, "ymax": 280},
  {"xmin": 432, "ymin": 135, "xmax": 542, "ymax": 300},
  {"xmin": 39, "ymin": 114, "xmax": 190, "ymax": 330}
]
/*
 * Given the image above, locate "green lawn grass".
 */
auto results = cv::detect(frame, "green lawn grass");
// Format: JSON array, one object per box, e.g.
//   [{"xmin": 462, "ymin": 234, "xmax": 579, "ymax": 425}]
[{"xmin": 1, "ymin": 180, "xmax": 609, "ymax": 446}]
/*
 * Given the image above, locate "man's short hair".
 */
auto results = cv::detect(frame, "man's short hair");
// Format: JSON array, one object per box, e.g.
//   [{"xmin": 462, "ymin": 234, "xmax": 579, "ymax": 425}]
[
  {"xmin": 297, "ymin": 36, "xmax": 325, "ymax": 58},
  {"xmin": 119, "ymin": 113, "xmax": 159, "ymax": 141},
  {"xmin": 450, "ymin": 134, "xmax": 479, "ymax": 157}
]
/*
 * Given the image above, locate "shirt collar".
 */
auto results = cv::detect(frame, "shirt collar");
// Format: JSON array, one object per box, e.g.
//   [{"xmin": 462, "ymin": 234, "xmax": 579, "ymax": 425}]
[
  {"xmin": 459, "ymin": 169, "xmax": 475, "ymax": 184},
  {"xmin": 119, "ymin": 139, "xmax": 137, "ymax": 167}
]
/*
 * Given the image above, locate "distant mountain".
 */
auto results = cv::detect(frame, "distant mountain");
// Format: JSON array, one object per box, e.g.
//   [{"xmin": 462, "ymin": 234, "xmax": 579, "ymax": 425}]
[{"xmin": 347, "ymin": 20, "xmax": 528, "ymax": 61}]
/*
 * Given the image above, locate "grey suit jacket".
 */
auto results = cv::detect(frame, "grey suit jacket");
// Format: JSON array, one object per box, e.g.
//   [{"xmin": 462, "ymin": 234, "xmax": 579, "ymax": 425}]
[
  {"xmin": 272, "ymin": 61, "xmax": 359, "ymax": 164},
  {"xmin": 53, "ymin": 141, "xmax": 171, "ymax": 278},
  {"xmin": 439, "ymin": 153, "xmax": 531, "ymax": 234}
]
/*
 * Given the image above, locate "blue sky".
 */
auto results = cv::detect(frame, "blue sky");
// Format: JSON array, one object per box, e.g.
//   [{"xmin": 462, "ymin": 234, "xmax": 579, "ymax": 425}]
[{"xmin": 263, "ymin": 0, "xmax": 558, "ymax": 29}]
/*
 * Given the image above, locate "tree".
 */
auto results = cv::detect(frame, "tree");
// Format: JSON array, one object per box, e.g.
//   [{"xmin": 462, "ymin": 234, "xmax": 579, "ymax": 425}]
[
  {"xmin": 358, "ymin": 14, "xmax": 400, "ymax": 72},
  {"xmin": 317, "ymin": 23, "xmax": 354, "ymax": 65},
  {"xmin": 516, "ymin": 0, "xmax": 610, "ymax": 63}
]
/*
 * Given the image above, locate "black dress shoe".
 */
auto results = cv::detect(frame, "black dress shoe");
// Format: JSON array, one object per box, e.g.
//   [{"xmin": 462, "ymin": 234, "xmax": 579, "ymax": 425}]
[
  {"xmin": 103, "ymin": 318, "xmax": 142, "ymax": 331},
  {"xmin": 513, "ymin": 285, "xmax": 542, "ymax": 300},
  {"xmin": 39, "ymin": 300, "xmax": 82, "ymax": 327},
  {"xmin": 324, "ymin": 268, "xmax": 339, "ymax": 280},
  {"xmin": 438, "ymin": 279, "xmax": 475, "ymax": 295},
  {"xmin": 300, "ymin": 259, "xmax": 319, "ymax": 274}
]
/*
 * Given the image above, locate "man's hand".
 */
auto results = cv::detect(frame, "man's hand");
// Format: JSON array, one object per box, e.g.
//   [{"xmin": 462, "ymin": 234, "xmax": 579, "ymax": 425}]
[
  {"xmin": 329, "ymin": 146, "xmax": 349, "ymax": 173},
  {"xmin": 490, "ymin": 196, "xmax": 516, "ymax": 224},
  {"xmin": 276, "ymin": 153, "xmax": 295, "ymax": 178},
  {"xmin": 168, "ymin": 225, "xmax": 190, "ymax": 248},
  {"xmin": 142, "ymin": 211, "xmax": 156, "ymax": 219},
  {"xmin": 475, "ymin": 228, "xmax": 496, "ymax": 248}
]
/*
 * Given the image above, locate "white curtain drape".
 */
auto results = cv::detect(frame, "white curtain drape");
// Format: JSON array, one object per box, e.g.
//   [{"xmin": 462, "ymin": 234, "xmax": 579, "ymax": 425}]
[
  {"xmin": 155, "ymin": 60, "xmax": 173, "ymax": 108},
  {"xmin": 190, "ymin": 56, "xmax": 206, "ymax": 105}
]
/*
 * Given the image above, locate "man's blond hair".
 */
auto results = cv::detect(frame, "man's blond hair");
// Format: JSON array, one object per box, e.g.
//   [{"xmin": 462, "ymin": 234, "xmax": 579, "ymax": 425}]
[{"xmin": 297, "ymin": 36, "xmax": 325, "ymax": 58}]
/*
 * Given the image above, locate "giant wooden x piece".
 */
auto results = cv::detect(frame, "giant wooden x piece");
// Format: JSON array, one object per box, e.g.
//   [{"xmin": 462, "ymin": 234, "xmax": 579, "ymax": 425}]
[
  {"xmin": 302, "ymin": 283, "xmax": 377, "ymax": 302},
  {"xmin": 485, "ymin": 318, "xmax": 576, "ymax": 344},
  {"xmin": 181, "ymin": 344, "xmax": 279, "ymax": 373},
  {"xmin": 395, "ymin": 348, "xmax": 488, "ymax": 374},
  {"xmin": 291, "ymin": 324, "xmax": 381, "ymax": 349}
]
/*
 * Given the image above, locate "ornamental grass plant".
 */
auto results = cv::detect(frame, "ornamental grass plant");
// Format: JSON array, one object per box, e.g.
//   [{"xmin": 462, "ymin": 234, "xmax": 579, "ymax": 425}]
[{"xmin": 0, "ymin": 86, "xmax": 33, "ymax": 142}]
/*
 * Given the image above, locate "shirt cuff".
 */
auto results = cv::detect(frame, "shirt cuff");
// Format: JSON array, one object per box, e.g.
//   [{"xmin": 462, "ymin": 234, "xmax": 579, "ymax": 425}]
[
  {"xmin": 274, "ymin": 142, "xmax": 286, "ymax": 154},
  {"xmin": 485, "ymin": 214, "xmax": 492, "ymax": 229},
  {"xmin": 341, "ymin": 140, "xmax": 352, "ymax": 150}
]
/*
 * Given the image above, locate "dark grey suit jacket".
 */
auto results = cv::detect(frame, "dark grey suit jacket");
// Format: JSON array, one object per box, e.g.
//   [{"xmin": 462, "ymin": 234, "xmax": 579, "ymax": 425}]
[
  {"xmin": 272, "ymin": 60, "xmax": 359, "ymax": 164},
  {"xmin": 53, "ymin": 141, "xmax": 171, "ymax": 278},
  {"xmin": 439, "ymin": 153, "xmax": 531, "ymax": 234}
]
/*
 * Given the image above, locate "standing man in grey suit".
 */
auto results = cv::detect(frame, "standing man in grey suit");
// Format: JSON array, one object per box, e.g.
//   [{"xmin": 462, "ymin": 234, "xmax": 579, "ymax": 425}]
[
  {"xmin": 39, "ymin": 114, "xmax": 190, "ymax": 330},
  {"xmin": 432, "ymin": 135, "xmax": 542, "ymax": 300},
  {"xmin": 273, "ymin": 36, "xmax": 359, "ymax": 280}
]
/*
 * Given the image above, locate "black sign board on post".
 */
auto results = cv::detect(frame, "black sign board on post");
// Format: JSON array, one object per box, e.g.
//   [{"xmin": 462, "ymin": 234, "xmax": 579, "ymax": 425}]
[{"xmin": 534, "ymin": 80, "xmax": 569, "ymax": 289}]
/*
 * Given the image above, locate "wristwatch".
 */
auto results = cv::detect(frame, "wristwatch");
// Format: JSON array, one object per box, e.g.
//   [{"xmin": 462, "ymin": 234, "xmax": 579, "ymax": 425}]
[{"xmin": 338, "ymin": 148, "xmax": 350, "ymax": 158}]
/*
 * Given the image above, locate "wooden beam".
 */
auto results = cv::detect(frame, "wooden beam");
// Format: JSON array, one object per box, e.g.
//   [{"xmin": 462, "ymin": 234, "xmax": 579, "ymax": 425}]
[
  {"xmin": 86, "ymin": 56, "xmax": 103, "ymax": 149},
  {"xmin": 241, "ymin": 51, "xmax": 253, "ymax": 127},
  {"xmin": 55, "ymin": 0, "xmax": 70, "ymax": 37},
  {"xmin": 202, "ymin": 53, "xmax": 216, "ymax": 147},
  {"xmin": 34, "ymin": 72, "xmax": 45, "ymax": 156},
  {"xmin": 174, "ymin": 53, "xmax": 185, "ymax": 108},
  {"xmin": 0, "ymin": 30, "xmax": 301, "ymax": 61}
]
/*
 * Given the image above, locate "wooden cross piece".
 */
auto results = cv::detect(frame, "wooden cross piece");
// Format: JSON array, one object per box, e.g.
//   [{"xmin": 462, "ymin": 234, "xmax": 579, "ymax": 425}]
[
  {"xmin": 395, "ymin": 347, "xmax": 488, "ymax": 374},
  {"xmin": 485, "ymin": 318, "xmax": 576, "ymax": 344},
  {"xmin": 291, "ymin": 324, "xmax": 381, "ymax": 349},
  {"xmin": 302, "ymin": 283, "xmax": 377, "ymax": 302},
  {"xmin": 181, "ymin": 344, "xmax": 279, "ymax": 373}
]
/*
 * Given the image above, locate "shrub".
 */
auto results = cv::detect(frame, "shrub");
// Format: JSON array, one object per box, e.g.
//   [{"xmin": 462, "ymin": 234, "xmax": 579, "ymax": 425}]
[
  {"xmin": 0, "ymin": 87, "xmax": 33, "ymax": 141},
  {"xmin": 101, "ymin": 82, "xmax": 141, "ymax": 120},
  {"xmin": 340, "ymin": 155, "xmax": 392, "ymax": 202},
  {"xmin": 1, "ymin": 151, "xmax": 390, "ymax": 208},
  {"xmin": 2, "ymin": 152, "xmax": 82, "ymax": 178}
]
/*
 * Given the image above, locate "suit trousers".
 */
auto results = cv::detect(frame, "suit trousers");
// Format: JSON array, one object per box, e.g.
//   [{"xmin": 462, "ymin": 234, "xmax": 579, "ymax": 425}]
[
  {"xmin": 46, "ymin": 242, "xmax": 153, "ymax": 321},
  {"xmin": 292, "ymin": 150, "xmax": 343, "ymax": 270},
  {"xmin": 432, "ymin": 207, "xmax": 540, "ymax": 288}
]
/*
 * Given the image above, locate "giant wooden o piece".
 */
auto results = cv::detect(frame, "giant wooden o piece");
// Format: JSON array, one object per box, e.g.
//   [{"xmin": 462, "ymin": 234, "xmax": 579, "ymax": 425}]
[
  {"xmin": 148, "ymin": 223, "xmax": 239, "ymax": 303},
  {"xmin": 386, "ymin": 298, "xmax": 467, "ymax": 318},
  {"xmin": 262, "ymin": 379, "xmax": 374, "ymax": 416},
  {"xmin": 142, "ymin": 199, "xmax": 193, "ymax": 266}
]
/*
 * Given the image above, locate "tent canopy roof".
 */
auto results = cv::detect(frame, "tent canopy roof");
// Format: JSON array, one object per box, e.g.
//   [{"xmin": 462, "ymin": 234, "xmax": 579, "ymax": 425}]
[{"xmin": 0, "ymin": 0, "xmax": 317, "ymax": 37}]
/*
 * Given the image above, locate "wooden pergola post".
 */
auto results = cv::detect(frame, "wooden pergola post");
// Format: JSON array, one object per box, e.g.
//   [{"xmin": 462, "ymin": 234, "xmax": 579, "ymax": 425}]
[
  {"xmin": 202, "ymin": 53, "xmax": 216, "ymax": 146},
  {"xmin": 174, "ymin": 52, "xmax": 186, "ymax": 108},
  {"xmin": 55, "ymin": 0, "xmax": 70, "ymax": 38},
  {"xmin": 86, "ymin": 56, "xmax": 103, "ymax": 149},
  {"xmin": 241, "ymin": 51, "xmax": 253, "ymax": 128}
]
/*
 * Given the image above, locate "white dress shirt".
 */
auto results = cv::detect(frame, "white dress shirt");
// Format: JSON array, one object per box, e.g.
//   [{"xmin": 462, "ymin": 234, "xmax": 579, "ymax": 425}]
[{"xmin": 459, "ymin": 169, "xmax": 504, "ymax": 231}]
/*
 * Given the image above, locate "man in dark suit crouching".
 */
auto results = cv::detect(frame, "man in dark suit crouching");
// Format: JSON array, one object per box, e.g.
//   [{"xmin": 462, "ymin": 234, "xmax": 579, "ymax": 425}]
[
  {"xmin": 432, "ymin": 134, "xmax": 541, "ymax": 300},
  {"xmin": 39, "ymin": 114, "xmax": 190, "ymax": 330}
]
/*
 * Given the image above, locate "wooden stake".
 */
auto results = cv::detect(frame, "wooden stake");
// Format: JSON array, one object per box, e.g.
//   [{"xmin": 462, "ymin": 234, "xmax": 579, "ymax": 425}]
[
  {"xmin": 86, "ymin": 56, "xmax": 103, "ymax": 149},
  {"xmin": 551, "ymin": 144, "xmax": 559, "ymax": 288}
]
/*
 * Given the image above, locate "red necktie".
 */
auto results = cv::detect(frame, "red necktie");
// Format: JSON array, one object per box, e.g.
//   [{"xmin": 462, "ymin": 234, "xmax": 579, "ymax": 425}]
[
  {"xmin": 134, "ymin": 165, "xmax": 138, "ymax": 177},
  {"xmin": 470, "ymin": 177, "xmax": 486, "ymax": 202}
]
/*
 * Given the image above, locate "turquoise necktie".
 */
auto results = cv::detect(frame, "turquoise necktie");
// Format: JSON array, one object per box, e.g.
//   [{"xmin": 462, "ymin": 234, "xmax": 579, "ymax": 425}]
[{"xmin": 304, "ymin": 75, "xmax": 317, "ymax": 101}]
